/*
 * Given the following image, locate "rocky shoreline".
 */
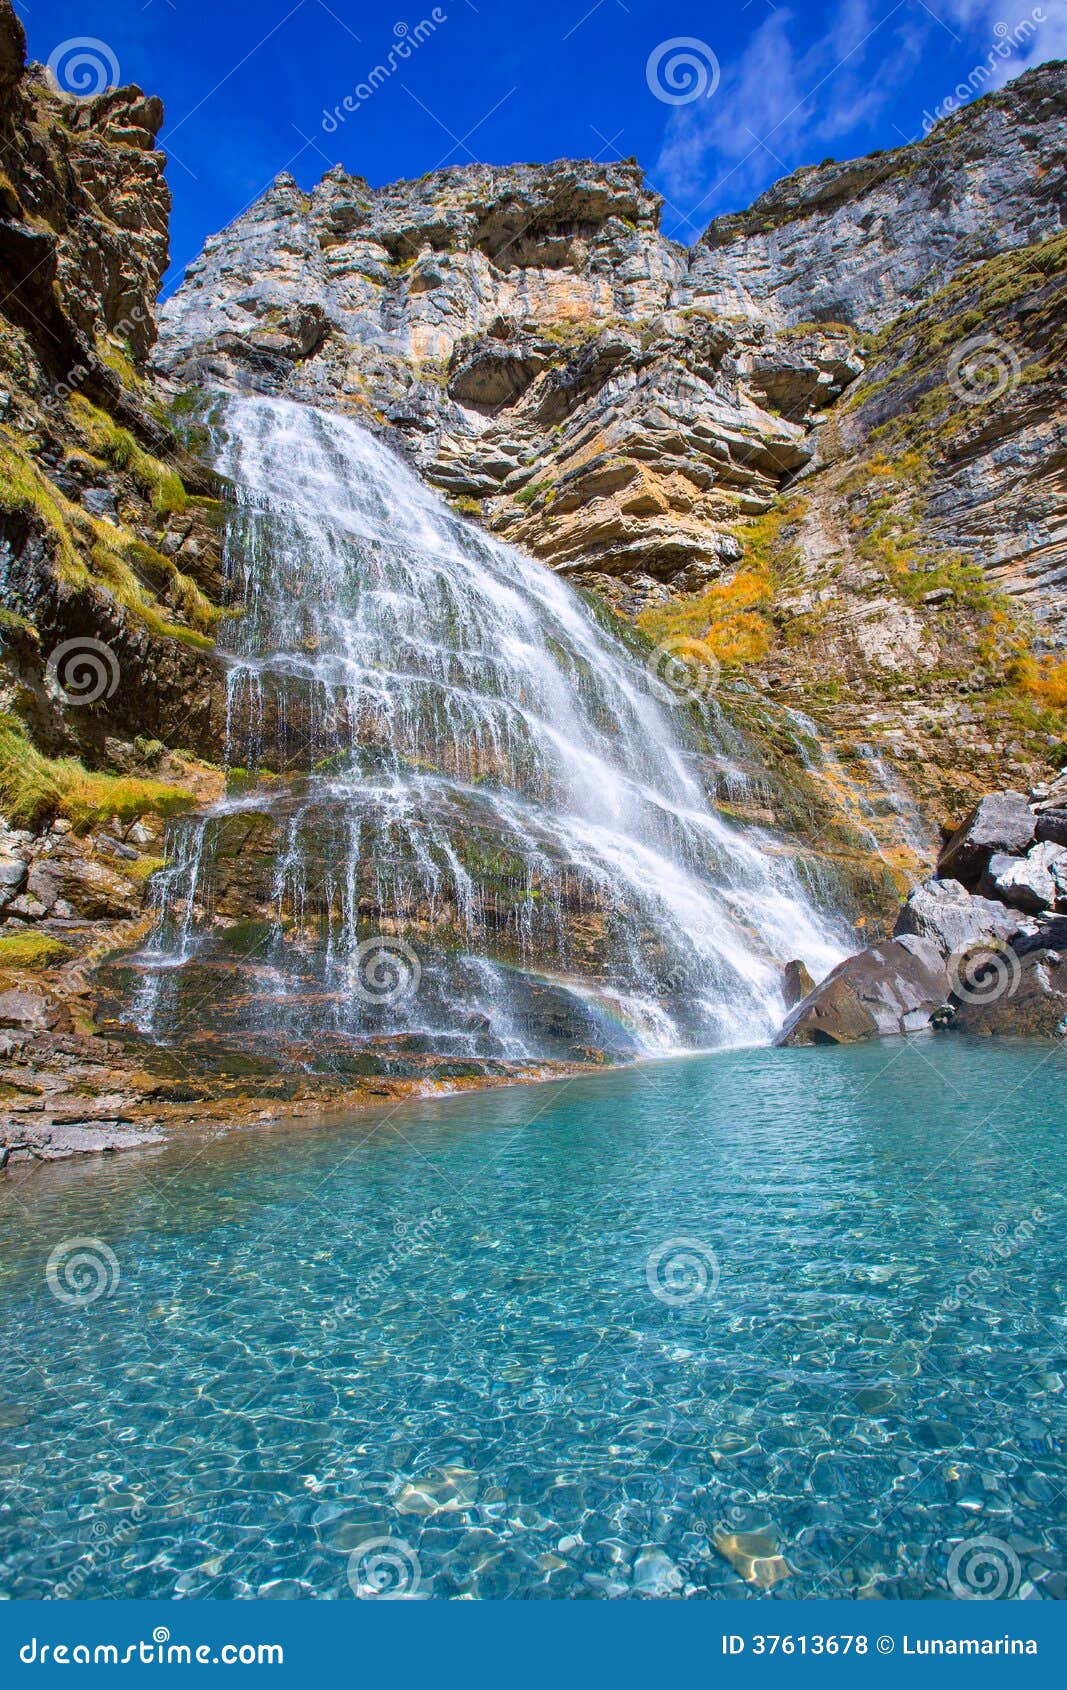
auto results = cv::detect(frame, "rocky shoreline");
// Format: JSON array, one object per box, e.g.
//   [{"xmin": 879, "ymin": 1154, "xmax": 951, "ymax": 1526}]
[{"xmin": 779, "ymin": 770, "xmax": 1067, "ymax": 1043}]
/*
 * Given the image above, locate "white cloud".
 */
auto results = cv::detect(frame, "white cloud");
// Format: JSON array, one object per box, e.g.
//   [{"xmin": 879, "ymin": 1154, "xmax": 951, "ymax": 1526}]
[{"xmin": 653, "ymin": 0, "xmax": 1066, "ymax": 226}]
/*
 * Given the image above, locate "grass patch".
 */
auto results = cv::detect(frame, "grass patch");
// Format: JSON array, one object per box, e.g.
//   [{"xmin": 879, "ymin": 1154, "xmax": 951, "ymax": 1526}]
[
  {"xmin": 0, "ymin": 715, "xmax": 196, "ymax": 832},
  {"xmin": 69, "ymin": 395, "xmax": 188, "ymax": 515},
  {"xmin": 638, "ymin": 568, "xmax": 773, "ymax": 667},
  {"xmin": 122, "ymin": 854, "xmax": 166, "ymax": 885},
  {"xmin": 0, "ymin": 930, "xmax": 73, "ymax": 969}
]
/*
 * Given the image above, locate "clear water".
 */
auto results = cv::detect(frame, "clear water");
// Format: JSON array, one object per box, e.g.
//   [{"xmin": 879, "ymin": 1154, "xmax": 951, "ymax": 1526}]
[
  {"xmin": 1, "ymin": 1038, "xmax": 1064, "ymax": 1600},
  {"xmin": 129, "ymin": 395, "xmax": 846, "ymax": 1063}
]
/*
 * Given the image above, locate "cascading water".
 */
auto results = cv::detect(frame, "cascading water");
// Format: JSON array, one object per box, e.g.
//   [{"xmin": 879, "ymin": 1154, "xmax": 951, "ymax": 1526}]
[{"xmin": 128, "ymin": 394, "xmax": 847, "ymax": 1069}]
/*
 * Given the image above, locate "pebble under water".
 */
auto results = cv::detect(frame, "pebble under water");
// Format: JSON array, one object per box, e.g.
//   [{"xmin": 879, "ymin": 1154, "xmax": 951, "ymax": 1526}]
[{"xmin": 0, "ymin": 1038, "xmax": 1064, "ymax": 1601}]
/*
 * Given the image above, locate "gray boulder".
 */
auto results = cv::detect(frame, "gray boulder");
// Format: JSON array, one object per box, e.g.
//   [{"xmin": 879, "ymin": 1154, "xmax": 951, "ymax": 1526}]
[
  {"xmin": 980, "ymin": 841, "xmax": 1067, "ymax": 913},
  {"xmin": 937, "ymin": 791, "xmax": 1036, "ymax": 887},
  {"xmin": 0, "ymin": 854, "xmax": 27, "ymax": 902},
  {"xmin": 776, "ymin": 935, "xmax": 950, "ymax": 1045},
  {"xmin": 894, "ymin": 877, "xmax": 1020, "ymax": 956},
  {"xmin": 1036, "ymin": 810, "xmax": 1067, "ymax": 847},
  {"xmin": 951, "ymin": 948, "xmax": 1067, "ymax": 1038}
]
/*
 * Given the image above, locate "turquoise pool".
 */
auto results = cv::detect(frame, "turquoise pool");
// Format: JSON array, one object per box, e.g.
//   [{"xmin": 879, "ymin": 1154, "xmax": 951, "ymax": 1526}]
[{"xmin": 0, "ymin": 1038, "xmax": 1064, "ymax": 1599}]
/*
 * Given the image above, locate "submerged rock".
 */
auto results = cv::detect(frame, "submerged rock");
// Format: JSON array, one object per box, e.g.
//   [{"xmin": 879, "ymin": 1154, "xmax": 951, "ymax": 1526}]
[
  {"xmin": 712, "ymin": 1528, "xmax": 791, "ymax": 1589},
  {"xmin": 776, "ymin": 936, "xmax": 950, "ymax": 1045}
]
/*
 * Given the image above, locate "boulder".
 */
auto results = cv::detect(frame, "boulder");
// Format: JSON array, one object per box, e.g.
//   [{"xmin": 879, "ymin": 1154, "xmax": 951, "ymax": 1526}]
[
  {"xmin": 1035, "ymin": 810, "xmax": 1067, "ymax": 848},
  {"xmin": 0, "ymin": 854, "xmax": 27, "ymax": 901},
  {"xmin": 0, "ymin": 988, "xmax": 66, "ymax": 1033},
  {"xmin": 776, "ymin": 935, "xmax": 950, "ymax": 1045},
  {"xmin": 979, "ymin": 841, "xmax": 1066, "ymax": 913},
  {"xmin": 782, "ymin": 958, "xmax": 815, "ymax": 1007},
  {"xmin": 951, "ymin": 948, "xmax": 1067, "ymax": 1038},
  {"xmin": 937, "ymin": 791, "xmax": 1035, "ymax": 887},
  {"xmin": 894, "ymin": 877, "xmax": 1020, "ymax": 956}
]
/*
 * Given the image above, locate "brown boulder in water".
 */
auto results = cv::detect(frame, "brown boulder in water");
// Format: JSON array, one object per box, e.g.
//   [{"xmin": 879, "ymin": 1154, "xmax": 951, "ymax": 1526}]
[
  {"xmin": 782, "ymin": 958, "xmax": 816, "ymax": 1008},
  {"xmin": 776, "ymin": 936, "xmax": 950, "ymax": 1045}
]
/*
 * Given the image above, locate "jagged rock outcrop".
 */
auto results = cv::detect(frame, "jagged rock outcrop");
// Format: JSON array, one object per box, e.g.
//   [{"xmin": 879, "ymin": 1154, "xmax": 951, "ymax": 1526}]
[
  {"xmin": 0, "ymin": 1, "xmax": 167, "ymax": 378},
  {"xmin": 157, "ymin": 158, "xmax": 861, "ymax": 602},
  {"xmin": 699, "ymin": 68, "xmax": 1066, "ymax": 331}
]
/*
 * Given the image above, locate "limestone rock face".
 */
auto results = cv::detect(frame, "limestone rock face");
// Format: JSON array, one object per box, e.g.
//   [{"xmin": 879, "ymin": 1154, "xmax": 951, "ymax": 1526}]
[
  {"xmin": 698, "ymin": 67, "xmax": 1067, "ymax": 331},
  {"xmin": 156, "ymin": 62, "xmax": 1067, "ymax": 845},
  {"xmin": 776, "ymin": 935, "xmax": 950, "ymax": 1045},
  {"xmin": 157, "ymin": 157, "xmax": 856, "ymax": 602},
  {"xmin": 980, "ymin": 840, "xmax": 1067, "ymax": 912}
]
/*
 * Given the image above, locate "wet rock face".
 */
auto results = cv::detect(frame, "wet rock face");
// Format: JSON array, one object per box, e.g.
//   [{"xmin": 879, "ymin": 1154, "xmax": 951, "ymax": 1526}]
[{"xmin": 699, "ymin": 65, "xmax": 1067, "ymax": 331}]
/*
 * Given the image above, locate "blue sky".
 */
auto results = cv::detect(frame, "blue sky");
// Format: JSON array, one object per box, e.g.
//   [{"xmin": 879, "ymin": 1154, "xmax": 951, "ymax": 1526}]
[{"xmin": 17, "ymin": 0, "xmax": 1066, "ymax": 292}]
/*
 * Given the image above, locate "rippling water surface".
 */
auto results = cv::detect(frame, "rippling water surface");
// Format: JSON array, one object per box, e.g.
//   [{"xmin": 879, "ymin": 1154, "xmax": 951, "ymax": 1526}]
[{"xmin": 1, "ymin": 1039, "xmax": 1064, "ymax": 1600}]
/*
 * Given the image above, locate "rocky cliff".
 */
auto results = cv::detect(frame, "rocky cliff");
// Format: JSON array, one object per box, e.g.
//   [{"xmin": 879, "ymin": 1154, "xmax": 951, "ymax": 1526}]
[{"xmin": 158, "ymin": 61, "xmax": 1067, "ymax": 853}]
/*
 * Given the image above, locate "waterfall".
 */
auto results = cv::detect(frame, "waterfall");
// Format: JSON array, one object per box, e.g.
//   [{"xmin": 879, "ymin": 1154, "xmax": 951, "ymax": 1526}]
[{"xmin": 131, "ymin": 395, "xmax": 847, "ymax": 1067}]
